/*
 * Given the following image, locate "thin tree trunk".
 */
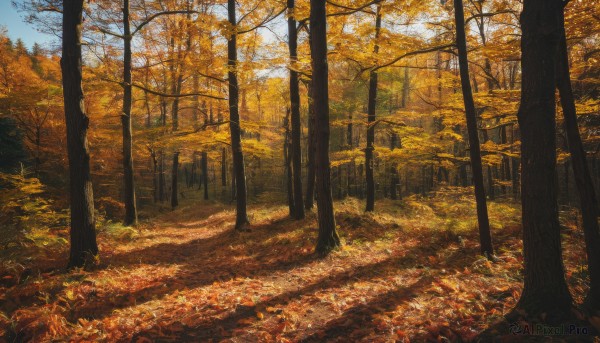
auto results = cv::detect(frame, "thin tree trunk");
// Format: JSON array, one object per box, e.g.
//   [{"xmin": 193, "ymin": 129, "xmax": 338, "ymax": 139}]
[
  {"xmin": 454, "ymin": 0, "xmax": 493, "ymax": 257},
  {"xmin": 171, "ymin": 152, "xmax": 179, "ymax": 209},
  {"xmin": 202, "ymin": 151, "xmax": 209, "ymax": 200},
  {"xmin": 284, "ymin": 111, "xmax": 295, "ymax": 216},
  {"xmin": 365, "ymin": 5, "xmax": 381, "ymax": 212},
  {"xmin": 151, "ymin": 149, "xmax": 158, "ymax": 202},
  {"xmin": 401, "ymin": 67, "xmax": 409, "ymax": 108},
  {"xmin": 122, "ymin": 0, "xmax": 137, "ymax": 226},
  {"xmin": 62, "ymin": 0, "xmax": 98, "ymax": 268},
  {"xmin": 556, "ymin": 7, "xmax": 600, "ymax": 311},
  {"xmin": 288, "ymin": 0, "xmax": 304, "ymax": 219},
  {"xmin": 311, "ymin": 0, "xmax": 340, "ymax": 255},
  {"xmin": 228, "ymin": 0, "xmax": 249, "ymax": 230},
  {"xmin": 159, "ymin": 151, "xmax": 166, "ymax": 202},
  {"xmin": 512, "ymin": 0, "xmax": 573, "ymax": 319}
]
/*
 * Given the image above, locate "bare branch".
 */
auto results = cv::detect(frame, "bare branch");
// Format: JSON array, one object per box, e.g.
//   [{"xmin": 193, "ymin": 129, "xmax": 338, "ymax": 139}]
[
  {"xmin": 238, "ymin": 7, "xmax": 286, "ymax": 35},
  {"xmin": 132, "ymin": 10, "xmax": 199, "ymax": 36},
  {"xmin": 100, "ymin": 77, "xmax": 227, "ymax": 100}
]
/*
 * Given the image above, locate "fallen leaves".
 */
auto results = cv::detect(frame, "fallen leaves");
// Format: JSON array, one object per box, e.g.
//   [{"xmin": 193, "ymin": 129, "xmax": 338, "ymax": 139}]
[{"xmin": 0, "ymin": 199, "xmax": 593, "ymax": 342}]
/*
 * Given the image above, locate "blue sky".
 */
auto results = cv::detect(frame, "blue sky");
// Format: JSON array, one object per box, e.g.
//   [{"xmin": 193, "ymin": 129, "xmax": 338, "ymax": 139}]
[{"xmin": 0, "ymin": 1, "xmax": 53, "ymax": 49}]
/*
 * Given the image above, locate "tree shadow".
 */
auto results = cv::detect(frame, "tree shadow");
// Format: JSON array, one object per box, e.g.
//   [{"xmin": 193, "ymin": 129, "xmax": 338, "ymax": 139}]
[
  {"xmin": 129, "ymin": 234, "xmax": 458, "ymax": 341},
  {"xmin": 70, "ymin": 214, "xmax": 319, "ymax": 321},
  {"xmin": 298, "ymin": 276, "xmax": 433, "ymax": 342}
]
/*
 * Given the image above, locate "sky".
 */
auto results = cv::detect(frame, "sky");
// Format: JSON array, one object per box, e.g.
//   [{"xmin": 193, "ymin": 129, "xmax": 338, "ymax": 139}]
[{"xmin": 0, "ymin": 0, "xmax": 54, "ymax": 49}]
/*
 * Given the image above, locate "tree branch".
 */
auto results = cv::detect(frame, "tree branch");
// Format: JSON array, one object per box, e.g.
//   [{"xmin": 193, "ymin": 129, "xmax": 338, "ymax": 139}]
[{"xmin": 132, "ymin": 10, "xmax": 199, "ymax": 36}]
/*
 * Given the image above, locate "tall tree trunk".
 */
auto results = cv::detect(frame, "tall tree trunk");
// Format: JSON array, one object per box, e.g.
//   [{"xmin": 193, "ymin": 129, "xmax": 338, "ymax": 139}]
[
  {"xmin": 311, "ymin": 0, "xmax": 340, "ymax": 255},
  {"xmin": 284, "ymin": 111, "xmax": 295, "ymax": 216},
  {"xmin": 288, "ymin": 0, "xmax": 305, "ymax": 219},
  {"xmin": 513, "ymin": 0, "xmax": 573, "ymax": 319},
  {"xmin": 171, "ymin": 152, "xmax": 179, "ymax": 209},
  {"xmin": 144, "ymin": 58, "xmax": 151, "ymax": 128},
  {"xmin": 305, "ymin": 81, "xmax": 316, "ymax": 210},
  {"xmin": 221, "ymin": 147, "xmax": 227, "ymax": 187},
  {"xmin": 454, "ymin": 0, "xmax": 494, "ymax": 257},
  {"xmin": 151, "ymin": 149, "xmax": 158, "ymax": 203},
  {"xmin": 122, "ymin": 0, "xmax": 137, "ymax": 226},
  {"xmin": 500, "ymin": 125, "xmax": 510, "ymax": 194},
  {"xmin": 61, "ymin": 0, "xmax": 98, "ymax": 268},
  {"xmin": 159, "ymin": 151, "xmax": 166, "ymax": 202},
  {"xmin": 511, "ymin": 124, "xmax": 520, "ymax": 199},
  {"xmin": 390, "ymin": 133, "xmax": 399, "ymax": 200},
  {"xmin": 365, "ymin": 5, "xmax": 381, "ymax": 212},
  {"xmin": 202, "ymin": 151, "xmax": 209, "ymax": 200},
  {"xmin": 228, "ymin": 0, "xmax": 249, "ymax": 230},
  {"xmin": 556, "ymin": 6, "xmax": 600, "ymax": 311},
  {"xmin": 401, "ymin": 67, "xmax": 409, "ymax": 108}
]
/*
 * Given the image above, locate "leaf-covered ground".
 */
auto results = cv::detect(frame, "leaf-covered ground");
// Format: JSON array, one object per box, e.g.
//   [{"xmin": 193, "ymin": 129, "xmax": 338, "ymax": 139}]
[{"xmin": 0, "ymin": 189, "xmax": 594, "ymax": 342}]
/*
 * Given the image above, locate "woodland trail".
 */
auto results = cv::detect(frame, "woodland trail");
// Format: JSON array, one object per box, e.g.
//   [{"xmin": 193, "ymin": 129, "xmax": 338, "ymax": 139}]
[{"xmin": 2, "ymin": 196, "xmax": 592, "ymax": 342}]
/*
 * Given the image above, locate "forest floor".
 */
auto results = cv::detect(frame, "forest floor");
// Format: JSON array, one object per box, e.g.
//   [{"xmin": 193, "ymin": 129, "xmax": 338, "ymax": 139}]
[{"xmin": 0, "ymin": 188, "xmax": 595, "ymax": 342}]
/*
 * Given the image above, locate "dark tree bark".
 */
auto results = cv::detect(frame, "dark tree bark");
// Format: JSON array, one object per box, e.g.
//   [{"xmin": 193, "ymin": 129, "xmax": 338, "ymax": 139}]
[
  {"xmin": 453, "ymin": 0, "xmax": 494, "ymax": 257},
  {"xmin": 159, "ymin": 151, "xmax": 166, "ymax": 202},
  {"xmin": 288, "ymin": 0, "xmax": 305, "ymax": 219},
  {"xmin": 556, "ymin": 5, "xmax": 600, "ymax": 311},
  {"xmin": 511, "ymin": 124, "xmax": 520, "ymax": 199},
  {"xmin": 171, "ymin": 152, "xmax": 179, "ymax": 209},
  {"xmin": 121, "ymin": 0, "xmax": 138, "ymax": 226},
  {"xmin": 401, "ymin": 66, "xmax": 409, "ymax": 108},
  {"xmin": 390, "ymin": 132, "xmax": 399, "ymax": 200},
  {"xmin": 150, "ymin": 149, "xmax": 158, "ymax": 203},
  {"xmin": 144, "ymin": 59, "xmax": 151, "ymax": 128},
  {"xmin": 512, "ymin": 0, "xmax": 573, "ymax": 320},
  {"xmin": 61, "ymin": 0, "xmax": 99, "ymax": 268},
  {"xmin": 228, "ymin": 0, "xmax": 249, "ymax": 230},
  {"xmin": 365, "ymin": 5, "xmax": 381, "ymax": 212},
  {"xmin": 202, "ymin": 151, "xmax": 209, "ymax": 200},
  {"xmin": 305, "ymin": 81, "xmax": 316, "ymax": 210},
  {"xmin": 284, "ymin": 111, "xmax": 295, "ymax": 217},
  {"xmin": 190, "ymin": 158, "xmax": 196, "ymax": 188},
  {"xmin": 310, "ymin": 0, "xmax": 340, "ymax": 255},
  {"xmin": 221, "ymin": 147, "xmax": 227, "ymax": 187}
]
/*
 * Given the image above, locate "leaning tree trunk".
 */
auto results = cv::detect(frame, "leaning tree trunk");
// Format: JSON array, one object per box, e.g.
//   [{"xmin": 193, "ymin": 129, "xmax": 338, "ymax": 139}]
[
  {"xmin": 453, "ymin": 0, "xmax": 493, "ymax": 257},
  {"xmin": 288, "ymin": 0, "xmax": 305, "ymax": 219},
  {"xmin": 121, "ymin": 0, "xmax": 138, "ymax": 226},
  {"xmin": 61, "ymin": 0, "xmax": 99, "ymax": 268},
  {"xmin": 365, "ymin": 5, "xmax": 381, "ymax": 212},
  {"xmin": 512, "ymin": 0, "xmax": 573, "ymax": 320},
  {"xmin": 311, "ymin": 0, "xmax": 340, "ymax": 255},
  {"xmin": 556, "ymin": 6, "xmax": 600, "ymax": 311},
  {"xmin": 228, "ymin": 0, "xmax": 249, "ymax": 230}
]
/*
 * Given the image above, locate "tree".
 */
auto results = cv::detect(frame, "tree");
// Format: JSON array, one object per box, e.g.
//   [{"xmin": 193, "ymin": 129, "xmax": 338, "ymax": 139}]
[
  {"xmin": 512, "ymin": 0, "xmax": 572, "ymax": 320},
  {"xmin": 228, "ymin": 0, "xmax": 250, "ymax": 230},
  {"xmin": 365, "ymin": 4, "xmax": 381, "ymax": 212},
  {"xmin": 556, "ymin": 3, "xmax": 600, "ymax": 312},
  {"xmin": 61, "ymin": 0, "xmax": 99, "ymax": 268},
  {"xmin": 453, "ymin": 0, "xmax": 493, "ymax": 257},
  {"xmin": 121, "ymin": 0, "xmax": 137, "ymax": 226},
  {"xmin": 288, "ymin": 0, "xmax": 305, "ymax": 219},
  {"xmin": 304, "ymin": 46, "xmax": 316, "ymax": 211},
  {"xmin": 311, "ymin": 0, "xmax": 340, "ymax": 255}
]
